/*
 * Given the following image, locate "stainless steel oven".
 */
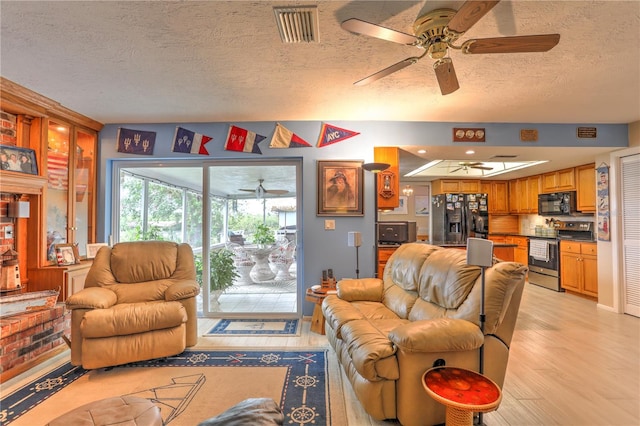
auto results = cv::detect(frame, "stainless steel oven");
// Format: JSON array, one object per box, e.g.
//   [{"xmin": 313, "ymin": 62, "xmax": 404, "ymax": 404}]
[{"xmin": 528, "ymin": 237, "xmax": 561, "ymax": 291}]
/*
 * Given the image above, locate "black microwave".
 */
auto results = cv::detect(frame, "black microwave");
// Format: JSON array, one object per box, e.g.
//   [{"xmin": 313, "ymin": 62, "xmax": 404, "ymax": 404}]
[{"xmin": 538, "ymin": 192, "xmax": 577, "ymax": 215}]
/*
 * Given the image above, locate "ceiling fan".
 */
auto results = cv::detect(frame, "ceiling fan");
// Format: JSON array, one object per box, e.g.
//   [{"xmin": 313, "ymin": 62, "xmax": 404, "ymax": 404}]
[
  {"xmin": 341, "ymin": 0, "xmax": 560, "ymax": 95},
  {"xmin": 449, "ymin": 161, "xmax": 494, "ymax": 173},
  {"xmin": 239, "ymin": 179, "xmax": 289, "ymax": 198}
]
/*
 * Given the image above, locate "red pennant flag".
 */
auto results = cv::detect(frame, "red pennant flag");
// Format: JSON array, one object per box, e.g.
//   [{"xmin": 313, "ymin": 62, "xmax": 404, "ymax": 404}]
[{"xmin": 317, "ymin": 123, "xmax": 360, "ymax": 147}]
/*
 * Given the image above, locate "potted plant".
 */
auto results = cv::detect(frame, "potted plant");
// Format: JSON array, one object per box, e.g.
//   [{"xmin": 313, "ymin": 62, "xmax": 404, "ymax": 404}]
[
  {"xmin": 253, "ymin": 223, "xmax": 276, "ymax": 247},
  {"xmin": 208, "ymin": 248, "xmax": 239, "ymax": 309}
]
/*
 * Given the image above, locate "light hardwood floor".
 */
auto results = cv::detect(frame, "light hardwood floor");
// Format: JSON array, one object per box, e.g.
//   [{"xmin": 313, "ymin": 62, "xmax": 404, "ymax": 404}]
[
  {"xmin": 5, "ymin": 283, "xmax": 639, "ymax": 425},
  {"xmin": 197, "ymin": 283, "xmax": 640, "ymax": 425}
]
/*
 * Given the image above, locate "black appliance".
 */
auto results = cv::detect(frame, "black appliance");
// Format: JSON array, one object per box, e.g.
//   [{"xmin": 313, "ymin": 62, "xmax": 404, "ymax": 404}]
[
  {"xmin": 378, "ymin": 221, "xmax": 417, "ymax": 245},
  {"xmin": 538, "ymin": 191, "xmax": 577, "ymax": 216},
  {"xmin": 431, "ymin": 193, "xmax": 489, "ymax": 243}
]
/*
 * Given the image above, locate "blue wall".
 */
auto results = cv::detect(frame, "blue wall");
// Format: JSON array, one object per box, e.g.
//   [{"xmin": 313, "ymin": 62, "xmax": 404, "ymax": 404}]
[{"xmin": 97, "ymin": 121, "xmax": 628, "ymax": 315}]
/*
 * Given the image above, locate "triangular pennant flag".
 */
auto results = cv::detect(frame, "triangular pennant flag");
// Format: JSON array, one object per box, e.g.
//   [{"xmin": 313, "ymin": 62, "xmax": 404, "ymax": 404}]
[
  {"xmin": 317, "ymin": 123, "xmax": 360, "ymax": 148},
  {"xmin": 225, "ymin": 125, "xmax": 264, "ymax": 154},
  {"xmin": 172, "ymin": 127, "xmax": 213, "ymax": 155},
  {"xmin": 270, "ymin": 123, "xmax": 312, "ymax": 148}
]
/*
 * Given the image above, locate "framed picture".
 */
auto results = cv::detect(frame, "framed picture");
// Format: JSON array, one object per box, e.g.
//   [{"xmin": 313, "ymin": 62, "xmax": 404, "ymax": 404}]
[
  {"xmin": 0, "ymin": 144, "xmax": 38, "ymax": 175},
  {"xmin": 55, "ymin": 243, "xmax": 79, "ymax": 265},
  {"xmin": 317, "ymin": 160, "xmax": 364, "ymax": 216},
  {"xmin": 382, "ymin": 195, "xmax": 408, "ymax": 215},
  {"xmin": 86, "ymin": 242, "xmax": 109, "ymax": 259},
  {"xmin": 415, "ymin": 195, "xmax": 430, "ymax": 215}
]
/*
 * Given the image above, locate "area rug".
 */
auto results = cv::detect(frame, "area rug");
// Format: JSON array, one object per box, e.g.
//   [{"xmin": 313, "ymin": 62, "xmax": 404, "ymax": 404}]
[
  {"xmin": 0, "ymin": 349, "xmax": 345, "ymax": 425},
  {"xmin": 205, "ymin": 318, "xmax": 300, "ymax": 336}
]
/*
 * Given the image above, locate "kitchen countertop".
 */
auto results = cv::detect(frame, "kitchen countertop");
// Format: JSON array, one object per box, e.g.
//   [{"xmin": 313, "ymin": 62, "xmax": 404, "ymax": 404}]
[
  {"xmin": 489, "ymin": 233, "xmax": 597, "ymax": 243},
  {"xmin": 379, "ymin": 241, "xmax": 518, "ymax": 248}
]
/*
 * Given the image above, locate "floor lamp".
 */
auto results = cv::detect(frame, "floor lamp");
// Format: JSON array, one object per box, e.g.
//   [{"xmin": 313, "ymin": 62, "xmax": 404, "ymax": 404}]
[
  {"xmin": 466, "ymin": 237, "xmax": 494, "ymax": 426},
  {"xmin": 362, "ymin": 162, "xmax": 390, "ymax": 278}
]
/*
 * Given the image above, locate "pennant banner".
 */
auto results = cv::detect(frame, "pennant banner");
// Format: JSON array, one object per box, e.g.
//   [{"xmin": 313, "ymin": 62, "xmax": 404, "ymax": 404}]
[
  {"xmin": 116, "ymin": 128, "xmax": 156, "ymax": 155},
  {"xmin": 225, "ymin": 125, "xmax": 265, "ymax": 154},
  {"xmin": 317, "ymin": 123, "xmax": 360, "ymax": 148},
  {"xmin": 270, "ymin": 123, "xmax": 312, "ymax": 148},
  {"xmin": 172, "ymin": 127, "xmax": 212, "ymax": 155}
]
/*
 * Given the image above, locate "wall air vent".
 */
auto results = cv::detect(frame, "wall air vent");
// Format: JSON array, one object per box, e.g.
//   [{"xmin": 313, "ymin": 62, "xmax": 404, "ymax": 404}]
[{"xmin": 274, "ymin": 6, "xmax": 319, "ymax": 43}]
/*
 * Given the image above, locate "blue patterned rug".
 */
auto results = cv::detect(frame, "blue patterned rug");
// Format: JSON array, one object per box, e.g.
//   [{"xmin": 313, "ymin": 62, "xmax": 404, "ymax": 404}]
[
  {"xmin": 205, "ymin": 318, "xmax": 300, "ymax": 336},
  {"xmin": 0, "ymin": 349, "xmax": 340, "ymax": 425}
]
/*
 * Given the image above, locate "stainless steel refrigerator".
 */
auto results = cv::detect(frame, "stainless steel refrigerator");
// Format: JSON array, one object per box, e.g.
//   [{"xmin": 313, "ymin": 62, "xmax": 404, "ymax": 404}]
[{"xmin": 431, "ymin": 193, "xmax": 489, "ymax": 243}]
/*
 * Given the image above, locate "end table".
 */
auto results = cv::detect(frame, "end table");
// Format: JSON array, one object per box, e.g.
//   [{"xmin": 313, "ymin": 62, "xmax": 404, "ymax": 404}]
[
  {"xmin": 305, "ymin": 287, "xmax": 330, "ymax": 335},
  {"xmin": 422, "ymin": 366, "xmax": 502, "ymax": 426}
]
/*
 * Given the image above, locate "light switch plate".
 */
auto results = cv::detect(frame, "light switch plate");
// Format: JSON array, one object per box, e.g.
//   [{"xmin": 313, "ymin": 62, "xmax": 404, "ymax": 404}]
[{"xmin": 324, "ymin": 220, "xmax": 335, "ymax": 230}]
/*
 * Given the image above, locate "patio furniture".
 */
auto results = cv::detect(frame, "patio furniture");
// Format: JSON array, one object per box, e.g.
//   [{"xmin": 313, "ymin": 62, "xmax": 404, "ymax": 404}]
[
  {"xmin": 226, "ymin": 242, "xmax": 255, "ymax": 285},
  {"xmin": 268, "ymin": 240, "xmax": 296, "ymax": 280}
]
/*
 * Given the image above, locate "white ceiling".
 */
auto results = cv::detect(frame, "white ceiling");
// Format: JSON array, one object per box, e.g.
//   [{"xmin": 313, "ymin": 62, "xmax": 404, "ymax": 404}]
[{"xmin": 1, "ymin": 1, "xmax": 639, "ymax": 185}]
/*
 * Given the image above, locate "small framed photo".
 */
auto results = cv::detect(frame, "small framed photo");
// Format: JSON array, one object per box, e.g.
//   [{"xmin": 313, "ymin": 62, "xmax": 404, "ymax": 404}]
[
  {"xmin": 0, "ymin": 144, "xmax": 38, "ymax": 175},
  {"xmin": 382, "ymin": 196, "xmax": 408, "ymax": 215},
  {"xmin": 317, "ymin": 160, "xmax": 364, "ymax": 216},
  {"xmin": 86, "ymin": 243, "xmax": 109, "ymax": 259},
  {"xmin": 55, "ymin": 243, "xmax": 79, "ymax": 265}
]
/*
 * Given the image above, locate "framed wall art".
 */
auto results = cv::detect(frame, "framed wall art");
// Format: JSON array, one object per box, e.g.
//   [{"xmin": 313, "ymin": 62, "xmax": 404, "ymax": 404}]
[
  {"xmin": 0, "ymin": 144, "xmax": 38, "ymax": 175},
  {"xmin": 55, "ymin": 243, "xmax": 79, "ymax": 265},
  {"xmin": 381, "ymin": 195, "xmax": 408, "ymax": 215},
  {"xmin": 317, "ymin": 160, "xmax": 364, "ymax": 216}
]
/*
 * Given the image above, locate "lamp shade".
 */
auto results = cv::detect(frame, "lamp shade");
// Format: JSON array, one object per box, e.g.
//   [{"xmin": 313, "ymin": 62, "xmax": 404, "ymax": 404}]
[{"xmin": 362, "ymin": 162, "xmax": 390, "ymax": 173}]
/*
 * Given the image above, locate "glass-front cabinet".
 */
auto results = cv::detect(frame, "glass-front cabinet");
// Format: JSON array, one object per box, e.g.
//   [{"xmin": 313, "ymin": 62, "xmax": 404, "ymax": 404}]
[{"xmin": 45, "ymin": 121, "xmax": 96, "ymax": 262}]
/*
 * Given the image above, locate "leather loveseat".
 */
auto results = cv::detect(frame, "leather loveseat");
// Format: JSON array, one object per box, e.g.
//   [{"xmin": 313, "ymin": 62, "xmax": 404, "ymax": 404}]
[
  {"xmin": 321, "ymin": 243, "xmax": 527, "ymax": 426},
  {"xmin": 65, "ymin": 241, "xmax": 200, "ymax": 369}
]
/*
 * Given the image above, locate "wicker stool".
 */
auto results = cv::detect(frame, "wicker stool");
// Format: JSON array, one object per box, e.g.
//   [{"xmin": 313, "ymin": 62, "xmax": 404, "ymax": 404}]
[
  {"xmin": 422, "ymin": 367, "xmax": 501, "ymax": 426},
  {"xmin": 46, "ymin": 395, "xmax": 162, "ymax": 426}
]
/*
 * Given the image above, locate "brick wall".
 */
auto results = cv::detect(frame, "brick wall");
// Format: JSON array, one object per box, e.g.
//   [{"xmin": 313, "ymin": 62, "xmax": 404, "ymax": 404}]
[{"xmin": 0, "ymin": 304, "xmax": 70, "ymax": 376}]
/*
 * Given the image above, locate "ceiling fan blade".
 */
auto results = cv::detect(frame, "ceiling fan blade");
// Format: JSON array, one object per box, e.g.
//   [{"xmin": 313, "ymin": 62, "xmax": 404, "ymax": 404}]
[
  {"xmin": 450, "ymin": 167, "xmax": 464, "ymax": 173},
  {"xmin": 239, "ymin": 189, "xmax": 255, "ymax": 192},
  {"xmin": 447, "ymin": 1, "xmax": 500, "ymax": 34},
  {"xmin": 264, "ymin": 189, "xmax": 289, "ymax": 195},
  {"xmin": 354, "ymin": 57, "xmax": 418, "ymax": 86},
  {"xmin": 463, "ymin": 34, "xmax": 561, "ymax": 54},
  {"xmin": 433, "ymin": 58, "xmax": 459, "ymax": 95},
  {"xmin": 471, "ymin": 165, "xmax": 493, "ymax": 170},
  {"xmin": 341, "ymin": 18, "xmax": 418, "ymax": 45}
]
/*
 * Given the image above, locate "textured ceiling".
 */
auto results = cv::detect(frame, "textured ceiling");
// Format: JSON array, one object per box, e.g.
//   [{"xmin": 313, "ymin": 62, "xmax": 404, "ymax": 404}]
[{"xmin": 1, "ymin": 1, "xmax": 639, "ymax": 125}]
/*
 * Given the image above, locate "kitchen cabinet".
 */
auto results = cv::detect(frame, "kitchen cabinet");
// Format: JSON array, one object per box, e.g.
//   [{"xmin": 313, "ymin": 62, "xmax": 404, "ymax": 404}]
[
  {"xmin": 541, "ymin": 167, "xmax": 576, "ymax": 193},
  {"xmin": 481, "ymin": 181, "xmax": 509, "ymax": 214},
  {"xmin": 509, "ymin": 176, "xmax": 540, "ymax": 214},
  {"xmin": 28, "ymin": 261, "xmax": 92, "ymax": 301},
  {"xmin": 377, "ymin": 247, "xmax": 398, "ymax": 278},
  {"xmin": 576, "ymin": 163, "xmax": 596, "ymax": 212},
  {"xmin": 560, "ymin": 241, "xmax": 597, "ymax": 298},
  {"xmin": 431, "ymin": 179, "xmax": 480, "ymax": 195},
  {"xmin": 506, "ymin": 236, "xmax": 529, "ymax": 266}
]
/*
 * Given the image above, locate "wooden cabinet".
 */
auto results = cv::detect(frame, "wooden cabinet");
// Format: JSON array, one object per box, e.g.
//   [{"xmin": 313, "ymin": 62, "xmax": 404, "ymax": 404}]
[
  {"xmin": 431, "ymin": 179, "xmax": 480, "ymax": 195},
  {"xmin": 576, "ymin": 163, "xmax": 596, "ymax": 212},
  {"xmin": 481, "ymin": 180, "xmax": 508, "ymax": 214},
  {"xmin": 509, "ymin": 176, "xmax": 540, "ymax": 214},
  {"xmin": 560, "ymin": 241, "xmax": 597, "ymax": 298},
  {"xmin": 374, "ymin": 147, "xmax": 399, "ymax": 210},
  {"xmin": 541, "ymin": 167, "xmax": 576, "ymax": 193},
  {"xmin": 377, "ymin": 247, "xmax": 398, "ymax": 278},
  {"xmin": 507, "ymin": 236, "xmax": 529, "ymax": 266},
  {"xmin": 28, "ymin": 261, "xmax": 92, "ymax": 301},
  {"xmin": 1, "ymin": 77, "xmax": 102, "ymax": 300}
]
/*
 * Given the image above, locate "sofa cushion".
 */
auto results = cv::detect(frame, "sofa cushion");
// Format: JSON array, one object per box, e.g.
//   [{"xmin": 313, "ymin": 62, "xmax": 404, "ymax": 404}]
[
  {"xmin": 417, "ymin": 249, "xmax": 481, "ymax": 309},
  {"xmin": 81, "ymin": 301, "xmax": 187, "ymax": 338},
  {"xmin": 110, "ymin": 241, "xmax": 179, "ymax": 283},
  {"xmin": 322, "ymin": 297, "xmax": 400, "ymax": 339},
  {"xmin": 341, "ymin": 318, "xmax": 407, "ymax": 381}
]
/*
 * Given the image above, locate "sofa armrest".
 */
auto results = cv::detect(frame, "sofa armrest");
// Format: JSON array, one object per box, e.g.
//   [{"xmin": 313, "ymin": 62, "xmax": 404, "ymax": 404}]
[
  {"xmin": 65, "ymin": 287, "xmax": 118, "ymax": 310},
  {"xmin": 337, "ymin": 278, "xmax": 384, "ymax": 302},
  {"xmin": 165, "ymin": 280, "xmax": 200, "ymax": 301},
  {"xmin": 389, "ymin": 318, "xmax": 483, "ymax": 353}
]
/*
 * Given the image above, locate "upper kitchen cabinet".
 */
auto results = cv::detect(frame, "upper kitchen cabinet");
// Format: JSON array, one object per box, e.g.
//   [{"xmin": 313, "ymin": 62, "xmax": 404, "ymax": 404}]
[
  {"xmin": 541, "ymin": 167, "xmax": 576, "ymax": 193},
  {"xmin": 432, "ymin": 179, "xmax": 481, "ymax": 195},
  {"xmin": 509, "ymin": 175, "xmax": 540, "ymax": 214},
  {"xmin": 576, "ymin": 163, "xmax": 596, "ymax": 212},
  {"xmin": 480, "ymin": 181, "xmax": 509, "ymax": 214}
]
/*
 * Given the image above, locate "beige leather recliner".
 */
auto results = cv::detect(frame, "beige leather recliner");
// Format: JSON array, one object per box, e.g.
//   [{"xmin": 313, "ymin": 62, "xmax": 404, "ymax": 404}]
[{"xmin": 66, "ymin": 241, "xmax": 200, "ymax": 369}]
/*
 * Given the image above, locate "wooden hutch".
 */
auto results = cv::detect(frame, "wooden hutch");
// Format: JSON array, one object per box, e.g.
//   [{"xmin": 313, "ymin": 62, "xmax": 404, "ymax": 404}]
[{"xmin": 0, "ymin": 77, "xmax": 103, "ymax": 300}]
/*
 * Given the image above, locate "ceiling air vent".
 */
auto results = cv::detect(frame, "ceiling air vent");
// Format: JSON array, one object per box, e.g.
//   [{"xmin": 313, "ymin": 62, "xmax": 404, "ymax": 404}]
[
  {"xmin": 274, "ymin": 6, "xmax": 319, "ymax": 43},
  {"xmin": 490, "ymin": 155, "xmax": 518, "ymax": 159}
]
